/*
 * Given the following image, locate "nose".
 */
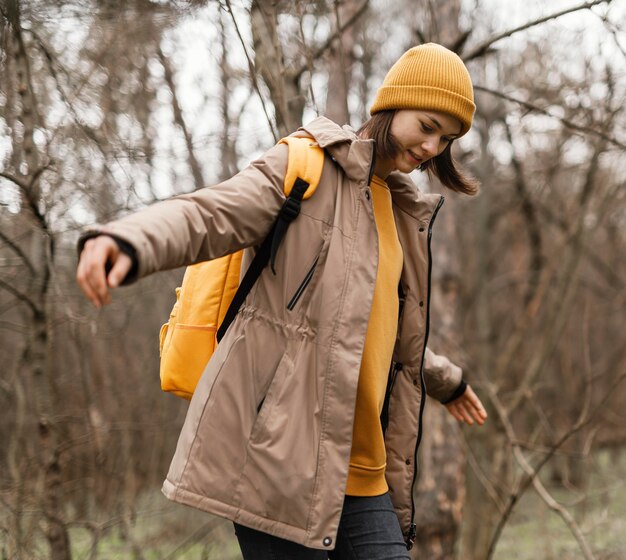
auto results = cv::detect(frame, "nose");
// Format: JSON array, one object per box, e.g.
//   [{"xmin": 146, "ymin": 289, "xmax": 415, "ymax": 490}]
[{"xmin": 421, "ymin": 137, "xmax": 439, "ymax": 159}]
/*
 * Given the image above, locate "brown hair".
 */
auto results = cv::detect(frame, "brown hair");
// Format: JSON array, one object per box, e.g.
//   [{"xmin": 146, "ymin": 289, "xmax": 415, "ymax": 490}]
[{"xmin": 357, "ymin": 111, "xmax": 479, "ymax": 196}]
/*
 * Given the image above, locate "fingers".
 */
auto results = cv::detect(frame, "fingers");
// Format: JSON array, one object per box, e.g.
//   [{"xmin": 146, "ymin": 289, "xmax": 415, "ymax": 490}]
[
  {"xmin": 76, "ymin": 237, "xmax": 115, "ymax": 307},
  {"xmin": 107, "ymin": 253, "xmax": 132, "ymax": 289},
  {"xmin": 464, "ymin": 385, "xmax": 488, "ymax": 425},
  {"xmin": 76, "ymin": 236, "xmax": 128, "ymax": 308},
  {"xmin": 445, "ymin": 402, "xmax": 468, "ymax": 424},
  {"xmin": 447, "ymin": 401, "xmax": 476, "ymax": 425},
  {"xmin": 444, "ymin": 384, "xmax": 488, "ymax": 426}
]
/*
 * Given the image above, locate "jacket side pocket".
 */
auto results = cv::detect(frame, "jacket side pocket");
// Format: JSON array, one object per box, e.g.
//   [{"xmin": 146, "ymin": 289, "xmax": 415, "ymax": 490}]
[{"xmin": 287, "ymin": 255, "xmax": 320, "ymax": 311}]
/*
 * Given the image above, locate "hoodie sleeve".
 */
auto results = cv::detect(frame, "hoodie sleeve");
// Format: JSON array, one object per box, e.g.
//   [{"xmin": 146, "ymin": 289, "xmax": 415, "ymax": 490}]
[
  {"xmin": 77, "ymin": 142, "xmax": 289, "ymax": 282},
  {"xmin": 422, "ymin": 347, "xmax": 465, "ymax": 403}
]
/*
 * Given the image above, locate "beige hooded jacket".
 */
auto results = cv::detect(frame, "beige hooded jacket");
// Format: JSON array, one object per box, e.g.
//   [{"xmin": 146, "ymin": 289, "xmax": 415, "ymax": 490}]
[{"xmin": 82, "ymin": 117, "xmax": 463, "ymax": 550}]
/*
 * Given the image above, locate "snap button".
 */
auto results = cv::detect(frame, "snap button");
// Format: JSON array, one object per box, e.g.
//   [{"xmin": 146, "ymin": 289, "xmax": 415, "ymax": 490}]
[
  {"xmin": 413, "ymin": 379, "xmax": 418, "ymax": 386},
  {"xmin": 418, "ymin": 301, "xmax": 424, "ymax": 307},
  {"xmin": 323, "ymin": 536, "xmax": 332, "ymax": 547},
  {"xmin": 405, "ymin": 458, "xmax": 411, "ymax": 465},
  {"xmin": 365, "ymin": 190, "xmax": 371, "ymax": 200},
  {"xmin": 419, "ymin": 226, "xmax": 425, "ymax": 232}
]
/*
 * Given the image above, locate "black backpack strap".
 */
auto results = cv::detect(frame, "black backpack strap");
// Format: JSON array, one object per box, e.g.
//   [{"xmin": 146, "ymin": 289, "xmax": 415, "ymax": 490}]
[
  {"xmin": 216, "ymin": 177, "xmax": 310, "ymax": 343},
  {"xmin": 269, "ymin": 177, "xmax": 310, "ymax": 274}
]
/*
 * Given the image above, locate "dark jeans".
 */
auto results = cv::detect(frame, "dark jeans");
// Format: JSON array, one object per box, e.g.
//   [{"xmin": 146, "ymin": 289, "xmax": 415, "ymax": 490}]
[{"xmin": 234, "ymin": 492, "xmax": 410, "ymax": 560}]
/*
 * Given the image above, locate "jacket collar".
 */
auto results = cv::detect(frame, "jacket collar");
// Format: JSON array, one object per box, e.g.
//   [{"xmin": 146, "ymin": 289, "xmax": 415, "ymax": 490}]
[
  {"xmin": 298, "ymin": 116, "xmax": 374, "ymax": 184},
  {"xmin": 296, "ymin": 116, "xmax": 442, "ymax": 221}
]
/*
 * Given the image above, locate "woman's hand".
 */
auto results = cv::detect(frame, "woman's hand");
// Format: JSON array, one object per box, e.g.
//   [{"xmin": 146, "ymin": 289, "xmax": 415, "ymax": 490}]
[
  {"xmin": 76, "ymin": 235, "xmax": 132, "ymax": 308},
  {"xmin": 444, "ymin": 384, "xmax": 487, "ymax": 426}
]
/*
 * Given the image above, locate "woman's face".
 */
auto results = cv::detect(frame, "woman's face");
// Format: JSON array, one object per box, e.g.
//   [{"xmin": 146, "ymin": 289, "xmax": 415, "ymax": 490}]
[{"xmin": 388, "ymin": 109, "xmax": 463, "ymax": 174}]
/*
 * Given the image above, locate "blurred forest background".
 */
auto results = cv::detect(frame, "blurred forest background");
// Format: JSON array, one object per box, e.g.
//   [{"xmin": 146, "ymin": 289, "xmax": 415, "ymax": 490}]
[{"xmin": 1, "ymin": 0, "xmax": 625, "ymax": 559}]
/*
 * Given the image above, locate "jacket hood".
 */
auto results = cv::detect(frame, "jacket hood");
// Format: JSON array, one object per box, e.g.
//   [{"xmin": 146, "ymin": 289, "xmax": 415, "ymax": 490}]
[{"xmin": 296, "ymin": 116, "xmax": 442, "ymax": 223}]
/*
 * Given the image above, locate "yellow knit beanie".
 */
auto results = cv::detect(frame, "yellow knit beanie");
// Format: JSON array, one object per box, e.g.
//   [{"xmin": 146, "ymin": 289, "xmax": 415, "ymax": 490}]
[{"xmin": 370, "ymin": 43, "xmax": 475, "ymax": 136}]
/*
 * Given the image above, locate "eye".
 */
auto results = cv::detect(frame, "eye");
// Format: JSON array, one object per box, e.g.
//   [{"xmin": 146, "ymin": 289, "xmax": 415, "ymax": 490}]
[{"xmin": 421, "ymin": 123, "xmax": 433, "ymax": 133}]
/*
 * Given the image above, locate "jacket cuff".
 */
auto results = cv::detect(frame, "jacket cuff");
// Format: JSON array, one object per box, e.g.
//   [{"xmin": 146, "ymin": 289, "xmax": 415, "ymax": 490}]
[
  {"xmin": 77, "ymin": 231, "xmax": 139, "ymax": 285},
  {"xmin": 422, "ymin": 347, "xmax": 463, "ymax": 402},
  {"xmin": 442, "ymin": 379, "xmax": 467, "ymax": 404}
]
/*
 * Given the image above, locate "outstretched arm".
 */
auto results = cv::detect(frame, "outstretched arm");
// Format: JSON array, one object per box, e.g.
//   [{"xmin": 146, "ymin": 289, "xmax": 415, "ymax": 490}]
[{"xmin": 76, "ymin": 142, "xmax": 290, "ymax": 307}]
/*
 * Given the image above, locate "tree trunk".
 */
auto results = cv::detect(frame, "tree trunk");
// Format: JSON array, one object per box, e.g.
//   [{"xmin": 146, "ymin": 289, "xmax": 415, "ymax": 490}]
[
  {"xmin": 324, "ymin": 0, "xmax": 360, "ymax": 125},
  {"xmin": 413, "ymin": 403, "xmax": 465, "ymax": 559},
  {"xmin": 218, "ymin": 9, "xmax": 239, "ymax": 182},
  {"xmin": 4, "ymin": 2, "xmax": 72, "ymax": 558},
  {"xmin": 250, "ymin": 0, "xmax": 305, "ymax": 136}
]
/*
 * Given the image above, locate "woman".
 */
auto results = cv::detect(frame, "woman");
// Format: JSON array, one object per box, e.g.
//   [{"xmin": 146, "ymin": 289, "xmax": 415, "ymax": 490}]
[{"xmin": 77, "ymin": 43, "xmax": 487, "ymax": 559}]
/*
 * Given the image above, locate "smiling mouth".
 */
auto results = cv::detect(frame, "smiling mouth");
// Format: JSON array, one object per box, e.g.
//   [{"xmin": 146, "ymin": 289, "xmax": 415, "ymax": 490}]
[{"xmin": 407, "ymin": 150, "xmax": 422, "ymax": 165}]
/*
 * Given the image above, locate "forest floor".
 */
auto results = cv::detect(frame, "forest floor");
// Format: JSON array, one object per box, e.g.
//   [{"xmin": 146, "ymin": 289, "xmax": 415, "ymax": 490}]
[{"xmin": 59, "ymin": 448, "xmax": 626, "ymax": 559}]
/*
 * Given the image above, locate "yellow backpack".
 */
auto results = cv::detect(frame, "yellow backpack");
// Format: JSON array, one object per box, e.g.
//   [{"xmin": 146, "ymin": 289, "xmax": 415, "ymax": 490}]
[{"xmin": 158, "ymin": 136, "xmax": 325, "ymax": 399}]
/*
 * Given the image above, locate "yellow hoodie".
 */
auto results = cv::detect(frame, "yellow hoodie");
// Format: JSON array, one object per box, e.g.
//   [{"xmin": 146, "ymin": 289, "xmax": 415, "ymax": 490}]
[{"xmin": 346, "ymin": 174, "xmax": 403, "ymax": 496}]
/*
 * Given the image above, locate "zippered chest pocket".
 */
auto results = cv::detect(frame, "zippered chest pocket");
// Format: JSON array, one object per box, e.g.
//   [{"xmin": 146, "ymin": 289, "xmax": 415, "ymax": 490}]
[{"xmin": 287, "ymin": 255, "xmax": 320, "ymax": 311}]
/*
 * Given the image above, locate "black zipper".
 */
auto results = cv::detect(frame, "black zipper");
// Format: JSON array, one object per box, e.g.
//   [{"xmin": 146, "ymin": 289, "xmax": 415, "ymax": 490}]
[
  {"xmin": 367, "ymin": 142, "xmax": 377, "ymax": 186},
  {"xmin": 382, "ymin": 282, "xmax": 406, "ymax": 435},
  {"xmin": 381, "ymin": 361, "xmax": 402, "ymax": 436},
  {"xmin": 406, "ymin": 195, "xmax": 444, "ymax": 550},
  {"xmin": 287, "ymin": 255, "xmax": 320, "ymax": 310}
]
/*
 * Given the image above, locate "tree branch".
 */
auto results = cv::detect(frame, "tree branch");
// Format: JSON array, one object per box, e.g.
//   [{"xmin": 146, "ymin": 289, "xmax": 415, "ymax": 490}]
[
  {"xmin": 515, "ymin": 447, "xmax": 595, "ymax": 559},
  {"xmin": 502, "ymin": 119, "xmax": 544, "ymax": 306},
  {"xmin": 0, "ymin": 171, "xmax": 29, "ymax": 191},
  {"xmin": 223, "ymin": 0, "xmax": 279, "ymax": 142},
  {"xmin": 32, "ymin": 27, "xmax": 139, "ymax": 206},
  {"xmin": 0, "ymin": 230, "xmax": 36, "ymax": 274},
  {"xmin": 0, "ymin": 320, "xmax": 28, "ymax": 334},
  {"xmin": 484, "ymin": 379, "xmax": 608, "ymax": 560},
  {"xmin": 595, "ymin": 10, "xmax": 626, "ymax": 60},
  {"xmin": 463, "ymin": 0, "xmax": 613, "ymax": 61},
  {"xmin": 0, "ymin": 170, "xmax": 48, "ymax": 229},
  {"xmin": 506, "ymin": 140, "xmax": 604, "ymax": 417},
  {"xmin": 474, "ymin": 85, "xmax": 626, "ymax": 151},
  {"xmin": 0, "ymin": 277, "xmax": 42, "ymax": 318},
  {"xmin": 157, "ymin": 46, "xmax": 204, "ymax": 190},
  {"xmin": 292, "ymin": 0, "xmax": 369, "ymax": 81}
]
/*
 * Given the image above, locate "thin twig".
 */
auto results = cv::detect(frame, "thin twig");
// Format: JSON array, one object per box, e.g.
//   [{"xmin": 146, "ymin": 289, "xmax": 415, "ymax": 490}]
[
  {"xmin": 456, "ymin": 429, "xmax": 507, "ymax": 512},
  {"xmin": 474, "ymin": 86, "xmax": 626, "ymax": 151},
  {"xmin": 516, "ymin": 446, "xmax": 595, "ymax": 559},
  {"xmin": 161, "ymin": 519, "xmax": 223, "ymax": 560},
  {"xmin": 0, "ymin": 171, "xmax": 29, "ymax": 191},
  {"xmin": 463, "ymin": 0, "xmax": 613, "ymax": 61},
  {"xmin": 34, "ymin": 29, "xmax": 137, "ymax": 198},
  {"xmin": 0, "ymin": 277, "xmax": 42, "ymax": 318},
  {"xmin": 485, "ymin": 368, "xmax": 626, "ymax": 559},
  {"xmin": 223, "ymin": 0, "xmax": 279, "ymax": 142},
  {"xmin": 502, "ymin": 119, "xmax": 543, "ymax": 306},
  {"xmin": 485, "ymin": 384, "xmax": 601, "ymax": 560},
  {"xmin": 297, "ymin": 3, "xmax": 319, "ymax": 116},
  {"xmin": 595, "ymin": 11, "xmax": 626, "ymax": 60},
  {"xmin": 0, "ymin": 321, "xmax": 28, "ymax": 334},
  {"xmin": 293, "ymin": 0, "xmax": 369, "ymax": 80},
  {"xmin": 0, "ymin": 230, "xmax": 36, "ymax": 275}
]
